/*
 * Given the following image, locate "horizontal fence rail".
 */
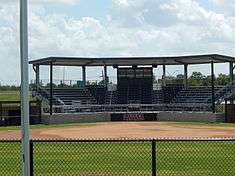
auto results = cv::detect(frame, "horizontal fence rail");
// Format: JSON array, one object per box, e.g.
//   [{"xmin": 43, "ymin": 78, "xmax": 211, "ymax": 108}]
[
  {"xmin": 0, "ymin": 139, "xmax": 235, "ymax": 175},
  {"xmin": 50, "ymin": 103, "xmax": 213, "ymax": 114}
]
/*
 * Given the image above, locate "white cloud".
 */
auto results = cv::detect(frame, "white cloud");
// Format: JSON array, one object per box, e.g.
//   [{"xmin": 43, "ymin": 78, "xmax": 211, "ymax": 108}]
[
  {"xmin": 32, "ymin": 0, "xmax": 80, "ymax": 5},
  {"xmin": 1, "ymin": 0, "xmax": 80, "ymax": 5},
  {"xmin": 110, "ymin": 0, "xmax": 178, "ymax": 28},
  {"xmin": 210, "ymin": 0, "xmax": 235, "ymax": 15},
  {"xmin": 1, "ymin": 0, "xmax": 235, "ymax": 83}
]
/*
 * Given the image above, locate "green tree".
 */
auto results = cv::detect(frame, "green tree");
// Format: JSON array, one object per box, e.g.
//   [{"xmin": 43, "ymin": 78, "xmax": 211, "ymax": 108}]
[
  {"xmin": 203, "ymin": 75, "xmax": 212, "ymax": 86},
  {"xmin": 216, "ymin": 74, "xmax": 229, "ymax": 86},
  {"xmin": 189, "ymin": 72, "xmax": 206, "ymax": 86}
]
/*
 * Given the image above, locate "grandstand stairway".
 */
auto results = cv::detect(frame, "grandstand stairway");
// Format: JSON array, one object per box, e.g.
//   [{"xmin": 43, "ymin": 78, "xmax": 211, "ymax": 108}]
[
  {"xmin": 105, "ymin": 91, "xmax": 118, "ymax": 104},
  {"xmin": 152, "ymin": 90, "xmax": 164, "ymax": 104}
]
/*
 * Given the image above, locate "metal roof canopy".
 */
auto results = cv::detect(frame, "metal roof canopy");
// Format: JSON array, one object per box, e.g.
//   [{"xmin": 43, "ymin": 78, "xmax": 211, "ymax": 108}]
[{"xmin": 29, "ymin": 54, "xmax": 235, "ymax": 66}]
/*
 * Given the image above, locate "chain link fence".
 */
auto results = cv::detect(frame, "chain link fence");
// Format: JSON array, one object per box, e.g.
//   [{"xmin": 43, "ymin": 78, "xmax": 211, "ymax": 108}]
[
  {"xmin": 157, "ymin": 140, "xmax": 235, "ymax": 176},
  {"xmin": 1, "ymin": 139, "xmax": 235, "ymax": 175},
  {"xmin": 0, "ymin": 141, "xmax": 22, "ymax": 176}
]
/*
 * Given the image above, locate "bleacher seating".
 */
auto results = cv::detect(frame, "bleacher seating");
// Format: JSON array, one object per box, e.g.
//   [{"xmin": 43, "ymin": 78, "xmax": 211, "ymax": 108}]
[
  {"xmin": 152, "ymin": 90, "xmax": 164, "ymax": 104},
  {"xmin": 37, "ymin": 86, "xmax": 227, "ymax": 106},
  {"xmin": 152, "ymin": 85, "xmax": 184, "ymax": 104},
  {"xmin": 87, "ymin": 85, "xmax": 106, "ymax": 104},
  {"xmin": 105, "ymin": 91, "xmax": 118, "ymax": 104},
  {"xmin": 37, "ymin": 88, "xmax": 97, "ymax": 105},
  {"xmin": 34, "ymin": 82, "xmax": 233, "ymax": 112},
  {"xmin": 53, "ymin": 89, "xmax": 97, "ymax": 105},
  {"xmin": 34, "ymin": 88, "xmax": 62, "ymax": 105},
  {"xmin": 164, "ymin": 85, "xmax": 184, "ymax": 103},
  {"xmin": 171, "ymin": 86, "xmax": 226, "ymax": 104}
]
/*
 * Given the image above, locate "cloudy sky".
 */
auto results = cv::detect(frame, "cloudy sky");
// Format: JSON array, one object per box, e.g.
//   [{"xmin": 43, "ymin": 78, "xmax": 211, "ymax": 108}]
[{"xmin": 0, "ymin": 0, "xmax": 235, "ymax": 85}]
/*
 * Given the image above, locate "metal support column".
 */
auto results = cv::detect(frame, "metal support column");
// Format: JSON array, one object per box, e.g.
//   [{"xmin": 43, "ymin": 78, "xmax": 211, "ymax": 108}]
[
  {"xmin": 230, "ymin": 62, "xmax": 234, "ymax": 83},
  {"xmin": 162, "ymin": 65, "xmax": 166, "ymax": 86},
  {"xmin": 184, "ymin": 64, "xmax": 188, "ymax": 89},
  {"xmin": 35, "ymin": 65, "xmax": 40, "ymax": 91},
  {"xmin": 225, "ymin": 99, "xmax": 228, "ymax": 123},
  {"xmin": 230, "ymin": 99, "xmax": 234, "ymax": 105},
  {"xmin": 211, "ymin": 61, "xmax": 215, "ymax": 113},
  {"xmin": 104, "ymin": 65, "xmax": 108, "ymax": 88},
  {"xmin": 20, "ymin": 0, "xmax": 30, "ymax": 175},
  {"xmin": 50, "ymin": 62, "xmax": 53, "ymax": 115},
  {"xmin": 0, "ymin": 102, "xmax": 2, "ymax": 122},
  {"xmin": 152, "ymin": 139, "xmax": 156, "ymax": 176},
  {"xmin": 229, "ymin": 62, "xmax": 234, "ymax": 104},
  {"xmin": 30, "ymin": 141, "xmax": 34, "ymax": 176},
  {"xmin": 82, "ymin": 66, "xmax": 86, "ymax": 88}
]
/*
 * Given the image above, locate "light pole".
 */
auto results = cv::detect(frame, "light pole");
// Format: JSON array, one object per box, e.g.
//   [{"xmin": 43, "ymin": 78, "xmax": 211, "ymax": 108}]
[{"xmin": 20, "ymin": 0, "xmax": 30, "ymax": 175}]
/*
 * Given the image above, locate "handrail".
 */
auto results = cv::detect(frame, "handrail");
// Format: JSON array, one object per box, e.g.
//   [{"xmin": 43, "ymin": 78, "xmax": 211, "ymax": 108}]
[
  {"xmin": 33, "ymin": 85, "xmax": 65, "ymax": 106},
  {"xmin": 214, "ymin": 80, "xmax": 235, "ymax": 104},
  {"xmin": 188, "ymin": 81, "xmax": 235, "ymax": 110},
  {"xmin": 51, "ymin": 103, "xmax": 212, "ymax": 114}
]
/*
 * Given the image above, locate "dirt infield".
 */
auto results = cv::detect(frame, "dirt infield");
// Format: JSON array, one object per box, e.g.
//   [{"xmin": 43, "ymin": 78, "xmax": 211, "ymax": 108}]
[{"xmin": 1, "ymin": 122, "xmax": 235, "ymax": 139}]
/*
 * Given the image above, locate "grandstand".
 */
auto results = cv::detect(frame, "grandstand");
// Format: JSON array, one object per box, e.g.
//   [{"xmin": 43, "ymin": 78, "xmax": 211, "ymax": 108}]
[{"xmin": 29, "ymin": 54, "xmax": 235, "ymax": 122}]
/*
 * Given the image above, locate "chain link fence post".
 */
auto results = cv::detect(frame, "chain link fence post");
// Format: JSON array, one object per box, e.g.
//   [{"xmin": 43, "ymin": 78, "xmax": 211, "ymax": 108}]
[
  {"xmin": 152, "ymin": 139, "xmax": 156, "ymax": 176},
  {"xmin": 30, "ymin": 141, "xmax": 34, "ymax": 176}
]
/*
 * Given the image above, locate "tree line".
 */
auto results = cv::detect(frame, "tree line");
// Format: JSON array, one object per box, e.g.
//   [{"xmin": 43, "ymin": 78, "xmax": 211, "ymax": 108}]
[
  {"xmin": 0, "ymin": 71, "xmax": 232, "ymax": 90},
  {"xmin": 156, "ymin": 72, "xmax": 230, "ymax": 86}
]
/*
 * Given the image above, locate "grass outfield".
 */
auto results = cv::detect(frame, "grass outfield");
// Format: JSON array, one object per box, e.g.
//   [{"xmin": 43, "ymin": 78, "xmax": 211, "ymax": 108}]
[
  {"xmin": 1, "ymin": 140, "xmax": 235, "ymax": 175},
  {"xmin": 0, "ymin": 90, "xmax": 34, "ymax": 101},
  {"xmin": 0, "ymin": 91, "xmax": 21, "ymax": 101}
]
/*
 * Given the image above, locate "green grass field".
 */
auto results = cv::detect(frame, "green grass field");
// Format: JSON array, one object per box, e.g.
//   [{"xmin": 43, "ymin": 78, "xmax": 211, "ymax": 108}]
[
  {"xmin": 1, "ymin": 140, "xmax": 235, "ymax": 175},
  {"xmin": 0, "ymin": 90, "xmax": 34, "ymax": 101},
  {"xmin": 0, "ymin": 91, "xmax": 21, "ymax": 101}
]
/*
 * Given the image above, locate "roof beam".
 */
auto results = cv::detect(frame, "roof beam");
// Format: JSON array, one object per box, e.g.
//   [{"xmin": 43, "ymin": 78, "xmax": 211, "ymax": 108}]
[
  {"xmin": 174, "ymin": 59, "xmax": 186, "ymax": 64},
  {"xmin": 212, "ymin": 55, "xmax": 231, "ymax": 62},
  {"xmin": 84, "ymin": 60, "xmax": 94, "ymax": 66},
  {"xmin": 29, "ymin": 54, "xmax": 235, "ymax": 66}
]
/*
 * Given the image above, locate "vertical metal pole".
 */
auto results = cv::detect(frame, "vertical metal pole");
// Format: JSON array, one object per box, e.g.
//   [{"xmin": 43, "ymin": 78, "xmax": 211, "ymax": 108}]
[
  {"xmin": 211, "ymin": 61, "xmax": 215, "ymax": 113},
  {"xmin": 0, "ymin": 102, "xmax": 2, "ymax": 124},
  {"xmin": 184, "ymin": 64, "xmax": 188, "ymax": 89},
  {"xmin": 230, "ymin": 99, "xmax": 234, "ymax": 105},
  {"xmin": 50, "ymin": 62, "xmax": 53, "ymax": 115},
  {"xmin": 104, "ymin": 65, "xmax": 108, "ymax": 88},
  {"xmin": 228, "ymin": 62, "xmax": 233, "ymax": 105},
  {"xmin": 38, "ymin": 101, "xmax": 42, "ymax": 123},
  {"xmin": 229, "ymin": 62, "xmax": 234, "ymax": 105},
  {"xmin": 0, "ymin": 102, "xmax": 2, "ymax": 117},
  {"xmin": 230, "ymin": 62, "xmax": 234, "ymax": 84},
  {"xmin": 35, "ymin": 65, "xmax": 40, "ymax": 91},
  {"xmin": 20, "ymin": 0, "xmax": 30, "ymax": 175},
  {"xmin": 225, "ymin": 99, "xmax": 228, "ymax": 123},
  {"xmin": 152, "ymin": 140, "xmax": 156, "ymax": 176},
  {"xmin": 82, "ymin": 66, "xmax": 86, "ymax": 88},
  {"xmin": 162, "ymin": 65, "xmax": 166, "ymax": 86},
  {"xmin": 30, "ymin": 141, "xmax": 34, "ymax": 176}
]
